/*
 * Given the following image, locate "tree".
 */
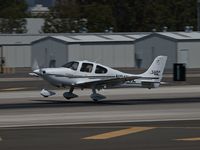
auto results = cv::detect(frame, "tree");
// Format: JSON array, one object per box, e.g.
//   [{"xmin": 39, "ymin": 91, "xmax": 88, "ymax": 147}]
[
  {"xmin": 43, "ymin": 0, "xmax": 82, "ymax": 33},
  {"xmin": 0, "ymin": 0, "xmax": 28, "ymax": 33},
  {"xmin": 82, "ymin": 3, "xmax": 116, "ymax": 32},
  {"xmin": 128, "ymin": 0, "xmax": 197, "ymax": 31},
  {"xmin": 43, "ymin": 0, "xmax": 116, "ymax": 32},
  {"xmin": 164, "ymin": 0, "xmax": 197, "ymax": 31},
  {"xmin": 43, "ymin": 0, "xmax": 198, "ymax": 32}
]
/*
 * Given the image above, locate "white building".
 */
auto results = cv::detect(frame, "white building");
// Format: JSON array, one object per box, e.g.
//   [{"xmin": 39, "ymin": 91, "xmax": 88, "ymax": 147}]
[
  {"xmin": 2, "ymin": 32, "xmax": 200, "ymax": 74},
  {"xmin": 0, "ymin": 34, "xmax": 45, "ymax": 73},
  {"xmin": 31, "ymin": 33, "xmax": 148, "ymax": 68},
  {"xmin": 135, "ymin": 32, "xmax": 200, "ymax": 69},
  {"xmin": 30, "ymin": 4, "xmax": 49, "ymax": 16}
]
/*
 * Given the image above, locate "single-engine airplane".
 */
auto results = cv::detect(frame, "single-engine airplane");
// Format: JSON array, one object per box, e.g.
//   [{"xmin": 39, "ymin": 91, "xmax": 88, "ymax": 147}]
[{"xmin": 30, "ymin": 56, "xmax": 167, "ymax": 101}]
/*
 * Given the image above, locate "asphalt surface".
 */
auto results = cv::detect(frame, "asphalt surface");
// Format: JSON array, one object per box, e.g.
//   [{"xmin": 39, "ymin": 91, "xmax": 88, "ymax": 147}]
[
  {"xmin": 1, "ymin": 87, "xmax": 200, "ymax": 149},
  {"xmin": 0, "ymin": 120, "xmax": 200, "ymax": 150}
]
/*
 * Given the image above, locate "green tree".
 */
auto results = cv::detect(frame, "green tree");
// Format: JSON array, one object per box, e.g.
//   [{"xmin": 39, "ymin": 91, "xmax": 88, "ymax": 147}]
[
  {"xmin": 43, "ymin": 0, "xmax": 82, "ymax": 33},
  {"xmin": 107, "ymin": 0, "xmax": 132, "ymax": 32},
  {"xmin": 0, "ymin": 0, "xmax": 28, "ymax": 33},
  {"xmin": 82, "ymin": 3, "xmax": 116, "ymax": 32},
  {"xmin": 43, "ymin": 0, "xmax": 198, "ymax": 32},
  {"xmin": 128, "ymin": 0, "xmax": 197, "ymax": 31},
  {"xmin": 43, "ymin": 0, "xmax": 115, "ymax": 32},
  {"xmin": 163, "ymin": 0, "xmax": 197, "ymax": 31}
]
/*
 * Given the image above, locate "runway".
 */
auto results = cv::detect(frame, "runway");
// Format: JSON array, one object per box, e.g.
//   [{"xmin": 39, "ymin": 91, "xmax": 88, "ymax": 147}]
[
  {"xmin": 0, "ymin": 121, "xmax": 200, "ymax": 150},
  {"xmin": 0, "ymin": 86, "xmax": 200, "ymax": 149}
]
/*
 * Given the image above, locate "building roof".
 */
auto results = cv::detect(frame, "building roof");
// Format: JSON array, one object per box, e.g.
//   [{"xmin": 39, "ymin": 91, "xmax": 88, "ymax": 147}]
[
  {"xmin": 126, "ymin": 34, "xmax": 149, "ymax": 39},
  {"xmin": 2, "ymin": 32, "xmax": 200, "ymax": 46},
  {"xmin": 135, "ymin": 32, "xmax": 200, "ymax": 42},
  {"xmin": 0, "ymin": 35, "xmax": 45, "ymax": 45},
  {"xmin": 26, "ymin": 0, "xmax": 55, "ymax": 8},
  {"xmin": 37, "ymin": 33, "xmax": 149, "ymax": 44},
  {"xmin": 0, "ymin": 33, "xmax": 148, "ymax": 46},
  {"xmin": 31, "ymin": 4, "xmax": 49, "ymax": 12},
  {"xmin": 159, "ymin": 32, "xmax": 200, "ymax": 40}
]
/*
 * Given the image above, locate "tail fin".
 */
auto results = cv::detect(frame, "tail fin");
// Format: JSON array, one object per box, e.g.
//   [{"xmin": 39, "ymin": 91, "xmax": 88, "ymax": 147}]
[{"xmin": 141, "ymin": 56, "xmax": 167, "ymax": 82}]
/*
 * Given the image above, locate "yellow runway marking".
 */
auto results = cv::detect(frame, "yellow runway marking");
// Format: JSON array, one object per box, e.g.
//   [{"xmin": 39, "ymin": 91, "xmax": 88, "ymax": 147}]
[
  {"xmin": 1, "ymin": 87, "xmax": 28, "ymax": 91},
  {"xmin": 83, "ymin": 127, "xmax": 155, "ymax": 140},
  {"xmin": 160, "ymin": 127, "xmax": 200, "ymax": 129},
  {"xmin": 176, "ymin": 137, "xmax": 200, "ymax": 141}
]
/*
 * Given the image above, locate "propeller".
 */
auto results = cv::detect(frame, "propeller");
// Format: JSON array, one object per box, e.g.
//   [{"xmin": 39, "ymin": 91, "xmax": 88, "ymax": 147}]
[
  {"xmin": 29, "ymin": 59, "xmax": 42, "ymax": 77},
  {"xmin": 32, "ymin": 59, "xmax": 39, "ymax": 71}
]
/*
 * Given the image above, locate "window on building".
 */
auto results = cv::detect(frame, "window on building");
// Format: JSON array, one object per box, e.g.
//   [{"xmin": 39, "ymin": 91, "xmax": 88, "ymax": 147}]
[
  {"xmin": 62, "ymin": 61, "xmax": 79, "ymax": 71},
  {"xmin": 95, "ymin": 65, "xmax": 107, "ymax": 74},
  {"xmin": 80, "ymin": 63, "xmax": 93, "ymax": 73}
]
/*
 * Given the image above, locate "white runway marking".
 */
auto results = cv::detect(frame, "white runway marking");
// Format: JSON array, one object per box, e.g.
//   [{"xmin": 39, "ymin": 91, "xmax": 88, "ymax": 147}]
[{"xmin": 0, "ymin": 137, "xmax": 2, "ymax": 141}]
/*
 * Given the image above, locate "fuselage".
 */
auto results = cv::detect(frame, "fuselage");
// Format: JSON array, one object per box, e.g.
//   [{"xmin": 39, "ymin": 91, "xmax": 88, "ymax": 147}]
[{"xmin": 34, "ymin": 60, "xmax": 133, "ymax": 88}]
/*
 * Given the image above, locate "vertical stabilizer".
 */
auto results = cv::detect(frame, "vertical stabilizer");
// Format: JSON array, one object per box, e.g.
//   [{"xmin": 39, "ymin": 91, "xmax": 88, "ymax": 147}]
[{"xmin": 141, "ymin": 56, "xmax": 167, "ymax": 82}]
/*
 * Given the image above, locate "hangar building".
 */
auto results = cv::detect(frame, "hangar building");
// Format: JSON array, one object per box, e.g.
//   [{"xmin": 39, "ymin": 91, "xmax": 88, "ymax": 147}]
[
  {"xmin": 31, "ymin": 34, "xmax": 147, "ymax": 68},
  {"xmin": 135, "ymin": 32, "xmax": 200, "ymax": 69},
  {"xmin": 2, "ymin": 32, "xmax": 200, "ymax": 74},
  {"xmin": 0, "ymin": 34, "xmax": 44, "ymax": 73}
]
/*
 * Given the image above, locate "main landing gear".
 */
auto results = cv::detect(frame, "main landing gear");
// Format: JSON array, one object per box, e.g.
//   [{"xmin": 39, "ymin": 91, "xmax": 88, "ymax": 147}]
[
  {"xmin": 63, "ymin": 87, "xmax": 78, "ymax": 99},
  {"xmin": 63, "ymin": 87, "xmax": 106, "ymax": 102},
  {"xmin": 90, "ymin": 88, "xmax": 106, "ymax": 102}
]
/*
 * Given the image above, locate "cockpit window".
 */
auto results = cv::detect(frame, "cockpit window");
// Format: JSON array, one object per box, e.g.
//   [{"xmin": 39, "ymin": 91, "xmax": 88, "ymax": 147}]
[
  {"xmin": 62, "ymin": 61, "xmax": 79, "ymax": 71},
  {"xmin": 80, "ymin": 63, "xmax": 93, "ymax": 73},
  {"xmin": 95, "ymin": 65, "xmax": 107, "ymax": 74}
]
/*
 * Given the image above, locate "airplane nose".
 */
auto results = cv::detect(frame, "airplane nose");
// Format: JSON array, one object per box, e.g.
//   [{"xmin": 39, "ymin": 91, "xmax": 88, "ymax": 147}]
[
  {"xmin": 33, "ymin": 69, "xmax": 40, "ymax": 74},
  {"xmin": 33, "ymin": 69, "xmax": 46, "ymax": 75}
]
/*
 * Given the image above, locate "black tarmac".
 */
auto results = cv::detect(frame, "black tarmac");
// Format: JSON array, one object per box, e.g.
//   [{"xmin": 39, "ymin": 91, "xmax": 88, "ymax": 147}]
[{"xmin": 0, "ymin": 120, "xmax": 200, "ymax": 150}]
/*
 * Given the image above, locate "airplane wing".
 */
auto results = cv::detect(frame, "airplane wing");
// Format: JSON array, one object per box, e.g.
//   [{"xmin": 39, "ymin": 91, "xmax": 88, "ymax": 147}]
[{"xmin": 74, "ymin": 75, "xmax": 150, "ymax": 88}]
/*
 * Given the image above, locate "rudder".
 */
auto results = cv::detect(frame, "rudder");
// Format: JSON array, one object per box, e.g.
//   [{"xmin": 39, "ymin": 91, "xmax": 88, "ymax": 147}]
[{"xmin": 141, "ymin": 56, "xmax": 167, "ymax": 81}]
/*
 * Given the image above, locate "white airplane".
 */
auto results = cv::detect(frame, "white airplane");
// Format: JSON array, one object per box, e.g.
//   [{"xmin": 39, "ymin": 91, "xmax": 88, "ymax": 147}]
[{"xmin": 30, "ymin": 56, "xmax": 167, "ymax": 101}]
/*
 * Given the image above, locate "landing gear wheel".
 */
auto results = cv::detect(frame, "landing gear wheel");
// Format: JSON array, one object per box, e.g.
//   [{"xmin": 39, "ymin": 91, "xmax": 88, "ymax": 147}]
[
  {"xmin": 90, "ymin": 88, "xmax": 106, "ymax": 102},
  {"xmin": 63, "ymin": 87, "xmax": 78, "ymax": 100},
  {"xmin": 92, "ymin": 98, "xmax": 99, "ymax": 102}
]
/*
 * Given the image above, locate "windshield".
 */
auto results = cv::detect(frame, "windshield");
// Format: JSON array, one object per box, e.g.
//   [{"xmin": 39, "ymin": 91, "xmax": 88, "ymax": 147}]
[{"xmin": 62, "ymin": 61, "xmax": 79, "ymax": 71}]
